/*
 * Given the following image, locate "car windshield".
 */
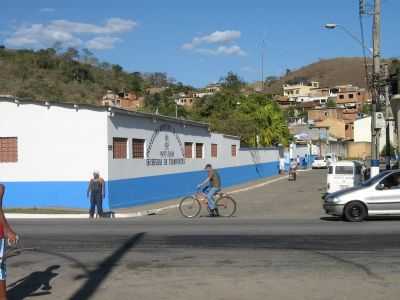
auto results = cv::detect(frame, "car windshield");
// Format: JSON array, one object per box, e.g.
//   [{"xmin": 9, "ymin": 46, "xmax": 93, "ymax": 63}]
[{"xmin": 362, "ymin": 171, "xmax": 391, "ymax": 187}]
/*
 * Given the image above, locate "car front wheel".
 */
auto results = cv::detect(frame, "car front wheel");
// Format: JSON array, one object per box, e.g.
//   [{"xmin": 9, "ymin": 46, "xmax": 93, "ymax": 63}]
[{"xmin": 344, "ymin": 201, "xmax": 367, "ymax": 222}]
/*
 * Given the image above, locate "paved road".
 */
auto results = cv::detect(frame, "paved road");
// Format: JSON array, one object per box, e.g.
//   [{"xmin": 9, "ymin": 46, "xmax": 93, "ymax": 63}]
[{"xmin": 6, "ymin": 170, "xmax": 400, "ymax": 300}]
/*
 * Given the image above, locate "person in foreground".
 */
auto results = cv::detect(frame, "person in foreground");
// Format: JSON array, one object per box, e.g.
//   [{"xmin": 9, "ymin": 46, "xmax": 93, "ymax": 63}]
[
  {"xmin": 198, "ymin": 164, "xmax": 221, "ymax": 217},
  {"xmin": 0, "ymin": 184, "xmax": 18, "ymax": 300},
  {"xmin": 87, "ymin": 171, "xmax": 105, "ymax": 218}
]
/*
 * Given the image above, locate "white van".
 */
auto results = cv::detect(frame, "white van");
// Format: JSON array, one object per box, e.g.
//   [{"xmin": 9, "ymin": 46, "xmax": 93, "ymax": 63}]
[{"xmin": 327, "ymin": 161, "xmax": 363, "ymax": 194}]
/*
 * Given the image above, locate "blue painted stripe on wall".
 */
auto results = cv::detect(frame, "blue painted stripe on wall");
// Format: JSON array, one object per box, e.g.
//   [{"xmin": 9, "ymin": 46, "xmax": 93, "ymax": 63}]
[
  {"xmin": 2, "ymin": 181, "xmax": 110, "ymax": 210},
  {"xmin": 2, "ymin": 161, "xmax": 278, "ymax": 209},
  {"xmin": 109, "ymin": 161, "xmax": 279, "ymax": 209}
]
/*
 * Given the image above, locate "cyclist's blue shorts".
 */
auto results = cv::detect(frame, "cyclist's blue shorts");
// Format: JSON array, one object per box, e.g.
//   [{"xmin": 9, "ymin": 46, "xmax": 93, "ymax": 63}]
[{"xmin": 0, "ymin": 239, "xmax": 6, "ymax": 280}]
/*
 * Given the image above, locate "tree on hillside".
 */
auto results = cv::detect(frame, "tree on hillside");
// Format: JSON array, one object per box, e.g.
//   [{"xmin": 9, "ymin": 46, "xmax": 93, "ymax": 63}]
[
  {"xmin": 144, "ymin": 72, "xmax": 169, "ymax": 87},
  {"xmin": 220, "ymin": 72, "xmax": 245, "ymax": 93},
  {"xmin": 327, "ymin": 98, "xmax": 337, "ymax": 108},
  {"xmin": 63, "ymin": 47, "xmax": 79, "ymax": 61},
  {"xmin": 190, "ymin": 83, "xmax": 290, "ymax": 146},
  {"xmin": 112, "ymin": 64, "xmax": 123, "ymax": 73}
]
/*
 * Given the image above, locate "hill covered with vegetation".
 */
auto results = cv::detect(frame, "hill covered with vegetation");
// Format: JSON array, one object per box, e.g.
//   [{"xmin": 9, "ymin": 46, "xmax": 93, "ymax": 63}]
[
  {"xmin": 255, "ymin": 57, "xmax": 400, "ymax": 94},
  {"xmin": 0, "ymin": 47, "xmax": 183, "ymax": 104}
]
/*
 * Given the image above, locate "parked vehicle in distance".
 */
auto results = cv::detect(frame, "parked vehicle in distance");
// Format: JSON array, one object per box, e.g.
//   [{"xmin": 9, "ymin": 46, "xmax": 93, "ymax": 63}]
[
  {"xmin": 325, "ymin": 153, "xmax": 338, "ymax": 163},
  {"xmin": 312, "ymin": 157, "xmax": 328, "ymax": 169},
  {"xmin": 323, "ymin": 170, "xmax": 400, "ymax": 222},
  {"xmin": 326, "ymin": 161, "xmax": 363, "ymax": 194}
]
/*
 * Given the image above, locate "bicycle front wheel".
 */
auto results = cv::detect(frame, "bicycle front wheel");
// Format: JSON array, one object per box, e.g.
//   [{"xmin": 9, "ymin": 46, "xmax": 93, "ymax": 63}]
[
  {"xmin": 179, "ymin": 196, "xmax": 201, "ymax": 218},
  {"xmin": 216, "ymin": 196, "xmax": 237, "ymax": 217}
]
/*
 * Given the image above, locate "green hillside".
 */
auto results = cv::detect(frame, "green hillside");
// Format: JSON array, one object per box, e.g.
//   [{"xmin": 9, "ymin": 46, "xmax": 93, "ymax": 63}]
[{"xmin": 0, "ymin": 47, "xmax": 171, "ymax": 104}]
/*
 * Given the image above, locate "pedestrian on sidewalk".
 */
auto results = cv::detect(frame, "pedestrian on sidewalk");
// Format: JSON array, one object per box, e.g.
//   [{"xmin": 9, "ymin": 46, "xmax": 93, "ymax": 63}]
[
  {"xmin": 0, "ymin": 184, "xmax": 18, "ymax": 300},
  {"xmin": 279, "ymin": 157, "xmax": 285, "ymax": 175},
  {"xmin": 87, "ymin": 171, "xmax": 105, "ymax": 218}
]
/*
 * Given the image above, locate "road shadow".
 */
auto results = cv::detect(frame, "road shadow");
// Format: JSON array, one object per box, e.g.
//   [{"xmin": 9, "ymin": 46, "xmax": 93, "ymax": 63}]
[
  {"xmin": 69, "ymin": 232, "xmax": 145, "ymax": 300},
  {"xmin": 366, "ymin": 216, "xmax": 400, "ymax": 222},
  {"xmin": 321, "ymin": 216, "xmax": 400, "ymax": 222},
  {"xmin": 7, "ymin": 265, "xmax": 60, "ymax": 300},
  {"xmin": 320, "ymin": 216, "xmax": 343, "ymax": 222}
]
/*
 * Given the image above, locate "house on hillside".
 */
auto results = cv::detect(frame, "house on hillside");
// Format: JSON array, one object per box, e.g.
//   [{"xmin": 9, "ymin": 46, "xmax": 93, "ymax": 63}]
[
  {"xmin": 283, "ymin": 81, "xmax": 320, "ymax": 102},
  {"xmin": 174, "ymin": 92, "xmax": 196, "ymax": 108},
  {"xmin": 101, "ymin": 90, "xmax": 144, "ymax": 110},
  {"xmin": 205, "ymin": 83, "xmax": 222, "ymax": 94},
  {"xmin": 335, "ymin": 85, "xmax": 371, "ymax": 111}
]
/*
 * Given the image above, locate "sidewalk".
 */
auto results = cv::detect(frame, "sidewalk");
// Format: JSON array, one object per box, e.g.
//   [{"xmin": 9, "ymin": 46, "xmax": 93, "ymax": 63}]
[{"xmin": 6, "ymin": 170, "xmax": 311, "ymax": 219}]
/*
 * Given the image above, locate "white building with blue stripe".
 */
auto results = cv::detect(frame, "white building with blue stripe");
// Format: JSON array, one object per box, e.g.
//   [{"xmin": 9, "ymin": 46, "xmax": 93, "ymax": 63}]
[{"xmin": 0, "ymin": 98, "xmax": 280, "ymax": 209}]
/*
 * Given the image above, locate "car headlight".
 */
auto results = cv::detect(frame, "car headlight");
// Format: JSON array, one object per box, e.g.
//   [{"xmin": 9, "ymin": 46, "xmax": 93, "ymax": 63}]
[{"xmin": 326, "ymin": 197, "xmax": 340, "ymax": 203}]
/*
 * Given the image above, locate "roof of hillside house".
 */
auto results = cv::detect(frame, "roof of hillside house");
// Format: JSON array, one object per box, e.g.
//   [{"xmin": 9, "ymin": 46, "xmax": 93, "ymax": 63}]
[{"xmin": 0, "ymin": 96, "xmax": 209, "ymax": 129}]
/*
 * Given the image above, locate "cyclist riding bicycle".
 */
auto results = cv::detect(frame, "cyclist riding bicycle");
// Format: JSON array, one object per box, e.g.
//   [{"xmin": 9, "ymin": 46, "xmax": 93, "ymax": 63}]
[
  {"xmin": 289, "ymin": 158, "xmax": 298, "ymax": 181},
  {"xmin": 197, "ymin": 164, "xmax": 221, "ymax": 217}
]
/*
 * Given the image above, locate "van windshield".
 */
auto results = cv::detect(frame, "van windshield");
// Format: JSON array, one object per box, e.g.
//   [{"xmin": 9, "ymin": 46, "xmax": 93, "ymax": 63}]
[{"xmin": 335, "ymin": 166, "xmax": 353, "ymax": 175}]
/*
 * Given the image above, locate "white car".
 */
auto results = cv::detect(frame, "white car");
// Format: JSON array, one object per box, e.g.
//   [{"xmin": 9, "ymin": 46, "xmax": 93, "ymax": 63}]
[{"xmin": 312, "ymin": 157, "xmax": 327, "ymax": 169}]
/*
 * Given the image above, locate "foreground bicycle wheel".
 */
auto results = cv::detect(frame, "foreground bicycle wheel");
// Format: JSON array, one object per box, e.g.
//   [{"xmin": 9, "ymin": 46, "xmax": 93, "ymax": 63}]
[
  {"xmin": 216, "ymin": 196, "xmax": 237, "ymax": 217},
  {"xmin": 179, "ymin": 196, "xmax": 201, "ymax": 218}
]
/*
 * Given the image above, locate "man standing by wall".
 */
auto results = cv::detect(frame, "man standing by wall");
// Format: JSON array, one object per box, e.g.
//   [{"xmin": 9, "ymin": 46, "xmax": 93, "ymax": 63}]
[
  {"xmin": 279, "ymin": 157, "xmax": 286, "ymax": 174},
  {"xmin": 87, "ymin": 171, "xmax": 105, "ymax": 218},
  {"xmin": 0, "ymin": 184, "xmax": 18, "ymax": 299}
]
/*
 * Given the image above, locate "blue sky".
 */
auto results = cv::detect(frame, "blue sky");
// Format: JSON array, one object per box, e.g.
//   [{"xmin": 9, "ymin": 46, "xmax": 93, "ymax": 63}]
[{"xmin": 1, "ymin": 0, "xmax": 399, "ymax": 87}]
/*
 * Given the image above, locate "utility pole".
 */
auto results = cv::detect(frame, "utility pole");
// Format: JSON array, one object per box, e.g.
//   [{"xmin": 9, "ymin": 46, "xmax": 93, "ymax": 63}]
[
  {"xmin": 370, "ymin": 0, "xmax": 381, "ymax": 177},
  {"xmin": 384, "ymin": 64, "xmax": 392, "ymax": 170},
  {"xmin": 261, "ymin": 40, "xmax": 265, "ymax": 92}
]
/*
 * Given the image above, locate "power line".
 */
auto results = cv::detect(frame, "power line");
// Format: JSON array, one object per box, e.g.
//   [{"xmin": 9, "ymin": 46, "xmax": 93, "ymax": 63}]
[{"xmin": 359, "ymin": 4, "xmax": 371, "ymax": 92}]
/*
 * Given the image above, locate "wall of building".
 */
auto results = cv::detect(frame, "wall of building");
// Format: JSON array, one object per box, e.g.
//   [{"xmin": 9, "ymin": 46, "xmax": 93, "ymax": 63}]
[
  {"xmin": 0, "ymin": 101, "xmax": 109, "ymax": 208},
  {"xmin": 346, "ymin": 142, "xmax": 371, "ymax": 159},
  {"xmin": 316, "ymin": 118, "xmax": 346, "ymax": 139},
  {"xmin": 0, "ymin": 101, "xmax": 280, "ymax": 209},
  {"xmin": 354, "ymin": 116, "xmax": 396, "ymax": 152},
  {"xmin": 106, "ymin": 113, "xmax": 279, "ymax": 208}
]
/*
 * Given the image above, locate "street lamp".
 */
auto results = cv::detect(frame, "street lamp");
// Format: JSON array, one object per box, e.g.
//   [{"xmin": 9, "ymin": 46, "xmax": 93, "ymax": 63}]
[
  {"xmin": 324, "ymin": 23, "xmax": 373, "ymax": 54},
  {"xmin": 390, "ymin": 94, "xmax": 400, "ymax": 165}
]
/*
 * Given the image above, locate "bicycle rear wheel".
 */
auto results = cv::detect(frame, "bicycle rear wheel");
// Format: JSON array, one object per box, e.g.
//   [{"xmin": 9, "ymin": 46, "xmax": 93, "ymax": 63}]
[
  {"xmin": 179, "ymin": 196, "xmax": 201, "ymax": 218},
  {"xmin": 216, "ymin": 196, "xmax": 237, "ymax": 217}
]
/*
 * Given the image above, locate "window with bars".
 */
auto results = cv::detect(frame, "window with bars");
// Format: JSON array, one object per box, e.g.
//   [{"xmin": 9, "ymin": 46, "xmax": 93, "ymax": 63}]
[
  {"xmin": 185, "ymin": 142, "xmax": 193, "ymax": 158},
  {"xmin": 113, "ymin": 137, "xmax": 127, "ymax": 159},
  {"xmin": 211, "ymin": 144, "xmax": 218, "ymax": 158},
  {"xmin": 231, "ymin": 144, "xmax": 237, "ymax": 157},
  {"xmin": 132, "ymin": 139, "xmax": 145, "ymax": 159},
  {"xmin": 196, "ymin": 143, "xmax": 203, "ymax": 159},
  {"xmin": 0, "ymin": 137, "xmax": 18, "ymax": 163}
]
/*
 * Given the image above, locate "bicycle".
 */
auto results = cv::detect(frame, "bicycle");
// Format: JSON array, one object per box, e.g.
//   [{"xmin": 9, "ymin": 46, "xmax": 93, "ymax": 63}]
[{"xmin": 179, "ymin": 189, "xmax": 237, "ymax": 218}]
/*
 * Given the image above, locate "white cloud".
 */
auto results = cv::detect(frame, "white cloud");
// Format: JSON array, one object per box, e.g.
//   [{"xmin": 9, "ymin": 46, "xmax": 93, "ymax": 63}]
[
  {"xmin": 49, "ymin": 18, "xmax": 137, "ymax": 34},
  {"xmin": 183, "ymin": 30, "xmax": 241, "ymax": 49},
  {"xmin": 215, "ymin": 45, "xmax": 246, "ymax": 56},
  {"xmin": 241, "ymin": 66, "xmax": 256, "ymax": 73},
  {"xmin": 40, "ymin": 8, "xmax": 55, "ymax": 13},
  {"xmin": 5, "ymin": 18, "xmax": 137, "ymax": 50},
  {"xmin": 183, "ymin": 30, "xmax": 245, "ymax": 57},
  {"xmin": 195, "ymin": 45, "xmax": 246, "ymax": 56},
  {"xmin": 6, "ymin": 24, "xmax": 82, "ymax": 48},
  {"xmin": 86, "ymin": 36, "xmax": 121, "ymax": 50}
]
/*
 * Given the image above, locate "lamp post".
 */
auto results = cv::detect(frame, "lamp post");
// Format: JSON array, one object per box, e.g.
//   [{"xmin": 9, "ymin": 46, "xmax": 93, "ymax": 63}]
[
  {"xmin": 324, "ymin": 24, "xmax": 373, "ymax": 54},
  {"xmin": 390, "ymin": 94, "xmax": 400, "ymax": 165}
]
